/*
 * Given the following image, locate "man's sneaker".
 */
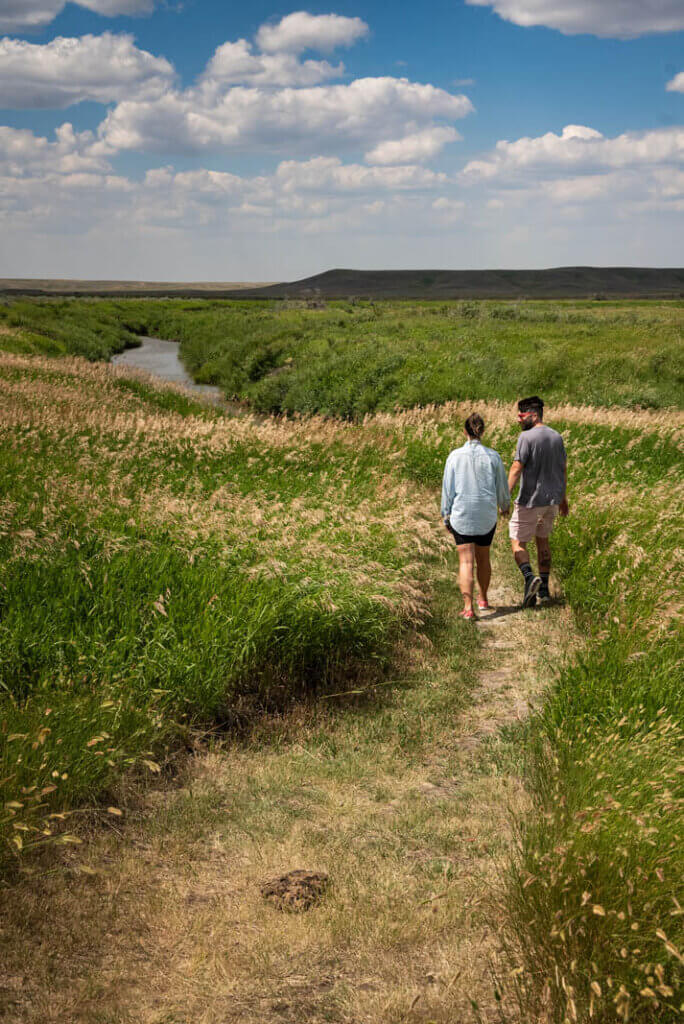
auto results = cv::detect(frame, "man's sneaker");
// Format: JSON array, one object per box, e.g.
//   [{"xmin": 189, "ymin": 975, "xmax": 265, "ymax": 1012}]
[{"xmin": 522, "ymin": 575, "xmax": 541, "ymax": 608}]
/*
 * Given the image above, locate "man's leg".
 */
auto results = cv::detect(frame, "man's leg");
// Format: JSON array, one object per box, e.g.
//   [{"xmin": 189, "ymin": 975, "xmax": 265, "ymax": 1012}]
[
  {"xmin": 535, "ymin": 533, "xmax": 551, "ymax": 600},
  {"xmin": 457, "ymin": 543, "xmax": 475, "ymax": 613},
  {"xmin": 474, "ymin": 544, "xmax": 491, "ymax": 604},
  {"xmin": 509, "ymin": 505, "xmax": 541, "ymax": 607},
  {"xmin": 511, "ymin": 537, "xmax": 529, "ymax": 569},
  {"xmin": 511, "ymin": 536, "xmax": 541, "ymax": 607},
  {"xmin": 534, "ymin": 506, "xmax": 558, "ymax": 603}
]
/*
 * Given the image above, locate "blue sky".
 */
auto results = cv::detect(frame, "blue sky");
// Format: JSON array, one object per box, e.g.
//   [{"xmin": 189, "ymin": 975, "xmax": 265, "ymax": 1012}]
[{"xmin": 0, "ymin": 0, "xmax": 682, "ymax": 279}]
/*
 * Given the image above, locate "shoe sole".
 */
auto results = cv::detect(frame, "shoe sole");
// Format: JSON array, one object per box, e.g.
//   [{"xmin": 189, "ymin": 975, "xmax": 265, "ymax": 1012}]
[{"xmin": 522, "ymin": 577, "xmax": 541, "ymax": 608}]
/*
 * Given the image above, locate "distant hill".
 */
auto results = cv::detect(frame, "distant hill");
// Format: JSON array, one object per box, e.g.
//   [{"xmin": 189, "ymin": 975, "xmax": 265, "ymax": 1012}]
[
  {"xmin": 1, "ymin": 267, "xmax": 682, "ymax": 300},
  {"xmin": 232, "ymin": 267, "xmax": 684, "ymax": 300}
]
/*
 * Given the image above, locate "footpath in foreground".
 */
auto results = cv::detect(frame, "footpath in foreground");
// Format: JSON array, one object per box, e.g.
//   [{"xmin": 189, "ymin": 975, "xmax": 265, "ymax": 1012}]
[{"xmin": 0, "ymin": 541, "xmax": 571, "ymax": 1024}]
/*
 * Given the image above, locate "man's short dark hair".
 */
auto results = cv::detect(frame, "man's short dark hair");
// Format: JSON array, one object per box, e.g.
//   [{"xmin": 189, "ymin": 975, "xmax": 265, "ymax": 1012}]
[{"xmin": 518, "ymin": 395, "xmax": 544, "ymax": 417}]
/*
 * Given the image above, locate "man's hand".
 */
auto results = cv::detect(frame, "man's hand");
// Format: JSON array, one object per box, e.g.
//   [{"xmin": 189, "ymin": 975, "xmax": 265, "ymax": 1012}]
[
  {"xmin": 499, "ymin": 506, "xmax": 511, "ymax": 519},
  {"xmin": 559, "ymin": 497, "xmax": 569, "ymax": 517},
  {"xmin": 443, "ymin": 518, "xmax": 451, "ymax": 531}
]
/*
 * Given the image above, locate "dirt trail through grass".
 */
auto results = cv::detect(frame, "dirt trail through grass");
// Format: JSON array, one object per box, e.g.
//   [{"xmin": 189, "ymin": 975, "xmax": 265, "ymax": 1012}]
[{"xmin": 0, "ymin": 542, "xmax": 575, "ymax": 1024}]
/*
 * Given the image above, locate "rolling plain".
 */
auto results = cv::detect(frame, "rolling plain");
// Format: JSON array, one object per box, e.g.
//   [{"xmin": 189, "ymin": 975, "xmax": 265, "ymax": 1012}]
[{"xmin": 0, "ymin": 296, "xmax": 681, "ymax": 1023}]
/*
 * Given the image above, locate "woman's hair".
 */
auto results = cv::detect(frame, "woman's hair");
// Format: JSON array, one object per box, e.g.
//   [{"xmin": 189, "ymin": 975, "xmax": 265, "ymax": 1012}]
[{"xmin": 464, "ymin": 412, "xmax": 485, "ymax": 439}]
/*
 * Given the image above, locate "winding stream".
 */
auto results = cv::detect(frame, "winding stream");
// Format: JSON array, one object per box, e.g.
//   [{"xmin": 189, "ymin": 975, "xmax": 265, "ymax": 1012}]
[{"xmin": 111, "ymin": 336, "xmax": 224, "ymax": 405}]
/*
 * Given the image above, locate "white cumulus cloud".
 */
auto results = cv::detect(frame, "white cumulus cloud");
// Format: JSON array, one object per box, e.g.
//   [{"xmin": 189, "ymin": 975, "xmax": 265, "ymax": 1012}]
[
  {"xmin": 465, "ymin": 0, "xmax": 684, "ymax": 38},
  {"xmin": 461, "ymin": 124, "xmax": 684, "ymax": 181},
  {"xmin": 0, "ymin": 0, "xmax": 154, "ymax": 33},
  {"xmin": 0, "ymin": 33, "xmax": 173, "ymax": 109},
  {"xmin": 365, "ymin": 126, "xmax": 460, "ymax": 165},
  {"xmin": 667, "ymin": 71, "xmax": 684, "ymax": 92},
  {"xmin": 275, "ymin": 155, "xmax": 448, "ymax": 192},
  {"xmin": 200, "ymin": 38, "xmax": 343, "ymax": 88},
  {"xmin": 256, "ymin": 11, "xmax": 369, "ymax": 54},
  {"xmin": 2, "ymin": 123, "xmax": 682, "ymax": 276},
  {"xmin": 0, "ymin": 122, "xmax": 109, "ymax": 175},
  {"xmin": 100, "ymin": 77, "xmax": 473, "ymax": 155}
]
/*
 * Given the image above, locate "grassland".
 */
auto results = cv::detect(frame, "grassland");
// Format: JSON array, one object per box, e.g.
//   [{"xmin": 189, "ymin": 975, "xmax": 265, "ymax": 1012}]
[
  {"xmin": 0, "ymin": 545, "xmax": 570, "ymax": 1024},
  {"xmin": 397, "ymin": 402, "xmax": 683, "ymax": 1021},
  {"xmin": 0, "ymin": 296, "xmax": 682, "ymax": 412},
  {"xmin": 0, "ymin": 299, "xmax": 682, "ymax": 1022},
  {"xmin": 0, "ymin": 352, "xmax": 442, "ymax": 861}
]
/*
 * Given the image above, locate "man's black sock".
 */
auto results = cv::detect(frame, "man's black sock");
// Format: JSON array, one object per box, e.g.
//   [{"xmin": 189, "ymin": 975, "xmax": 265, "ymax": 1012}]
[
  {"xmin": 540, "ymin": 572, "xmax": 550, "ymax": 594},
  {"xmin": 518, "ymin": 562, "xmax": 535, "ymax": 581}
]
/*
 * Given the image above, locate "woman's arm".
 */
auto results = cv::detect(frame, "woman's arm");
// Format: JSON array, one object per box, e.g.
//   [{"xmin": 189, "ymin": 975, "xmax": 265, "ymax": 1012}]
[
  {"xmin": 496, "ymin": 454, "xmax": 511, "ymax": 514},
  {"xmin": 441, "ymin": 458, "xmax": 454, "ymax": 525}
]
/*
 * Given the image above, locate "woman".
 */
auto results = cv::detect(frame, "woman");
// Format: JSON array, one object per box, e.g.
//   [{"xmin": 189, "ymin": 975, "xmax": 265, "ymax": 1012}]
[{"xmin": 441, "ymin": 413, "xmax": 511, "ymax": 619}]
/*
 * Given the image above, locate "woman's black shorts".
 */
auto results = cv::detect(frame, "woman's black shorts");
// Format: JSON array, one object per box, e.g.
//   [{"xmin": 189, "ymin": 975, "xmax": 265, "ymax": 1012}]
[{"xmin": 446, "ymin": 522, "xmax": 496, "ymax": 547}]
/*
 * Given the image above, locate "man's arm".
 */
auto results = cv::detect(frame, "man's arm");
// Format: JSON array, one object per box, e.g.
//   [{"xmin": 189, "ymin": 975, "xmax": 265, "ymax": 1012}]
[
  {"xmin": 559, "ymin": 464, "xmax": 569, "ymax": 516},
  {"xmin": 508, "ymin": 460, "xmax": 523, "ymax": 496},
  {"xmin": 508, "ymin": 433, "xmax": 525, "ymax": 498}
]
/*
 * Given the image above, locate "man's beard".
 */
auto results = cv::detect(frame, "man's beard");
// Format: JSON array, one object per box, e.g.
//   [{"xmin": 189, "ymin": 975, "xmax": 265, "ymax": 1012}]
[{"xmin": 520, "ymin": 421, "xmax": 533, "ymax": 430}]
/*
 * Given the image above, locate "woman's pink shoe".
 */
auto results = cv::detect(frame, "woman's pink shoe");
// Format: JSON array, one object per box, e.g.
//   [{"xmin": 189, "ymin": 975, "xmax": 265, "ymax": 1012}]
[
  {"xmin": 477, "ymin": 599, "xmax": 490, "ymax": 610},
  {"xmin": 460, "ymin": 609, "xmax": 476, "ymax": 620}
]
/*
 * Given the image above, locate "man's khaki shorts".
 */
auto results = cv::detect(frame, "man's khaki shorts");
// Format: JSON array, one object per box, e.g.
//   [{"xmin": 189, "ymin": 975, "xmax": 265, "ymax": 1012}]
[{"xmin": 509, "ymin": 504, "xmax": 559, "ymax": 542}]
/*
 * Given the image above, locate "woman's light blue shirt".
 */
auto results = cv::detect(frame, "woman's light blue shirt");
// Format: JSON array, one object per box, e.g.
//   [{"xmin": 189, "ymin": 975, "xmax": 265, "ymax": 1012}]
[{"xmin": 441, "ymin": 440, "xmax": 510, "ymax": 535}]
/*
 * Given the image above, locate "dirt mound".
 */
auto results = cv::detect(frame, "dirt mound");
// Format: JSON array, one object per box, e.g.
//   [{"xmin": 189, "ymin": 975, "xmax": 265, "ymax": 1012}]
[{"xmin": 261, "ymin": 870, "xmax": 330, "ymax": 912}]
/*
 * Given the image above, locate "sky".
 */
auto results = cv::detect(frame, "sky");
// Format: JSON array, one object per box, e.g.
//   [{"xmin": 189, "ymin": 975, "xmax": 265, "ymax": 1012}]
[{"xmin": 0, "ymin": 0, "xmax": 682, "ymax": 280}]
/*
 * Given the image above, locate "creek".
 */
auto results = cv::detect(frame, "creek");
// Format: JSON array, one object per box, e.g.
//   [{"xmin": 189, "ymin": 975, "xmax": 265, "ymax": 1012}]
[{"xmin": 111, "ymin": 336, "xmax": 224, "ymax": 405}]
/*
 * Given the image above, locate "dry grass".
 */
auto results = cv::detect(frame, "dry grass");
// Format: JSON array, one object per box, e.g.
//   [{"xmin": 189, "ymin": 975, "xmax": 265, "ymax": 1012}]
[
  {"xmin": 373, "ymin": 399, "xmax": 684, "ymax": 441},
  {"xmin": 0, "ymin": 539, "xmax": 571, "ymax": 1024},
  {"xmin": 1, "ymin": 352, "xmax": 679, "ymax": 1022}
]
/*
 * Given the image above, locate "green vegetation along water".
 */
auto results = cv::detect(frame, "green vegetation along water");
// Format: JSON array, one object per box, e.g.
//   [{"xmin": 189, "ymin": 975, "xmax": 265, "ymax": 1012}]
[
  {"xmin": 0, "ymin": 295, "xmax": 682, "ymax": 412},
  {"xmin": 0, "ymin": 298, "xmax": 681, "ymax": 1021}
]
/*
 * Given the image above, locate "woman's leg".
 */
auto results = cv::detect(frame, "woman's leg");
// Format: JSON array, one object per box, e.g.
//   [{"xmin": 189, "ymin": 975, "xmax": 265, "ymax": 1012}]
[
  {"xmin": 474, "ymin": 544, "xmax": 492, "ymax": 603},
  {"xmin": 457, "ymin": 543, "xmax": 475, "ymax": 612}
]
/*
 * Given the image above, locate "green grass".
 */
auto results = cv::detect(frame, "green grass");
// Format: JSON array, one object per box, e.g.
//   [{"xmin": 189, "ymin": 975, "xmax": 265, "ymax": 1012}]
[
  {"xmin": 393, "ymin": 410, "xmax": 683, "ymax": 1020},
  {"xmin": 1, "ymin": 296, "xmax": 682, "ymax": 413},
  {"xmin": 0, "ymin": 299, "xmax": 681, "ymax": 1019},
  {"xmin": 0, "ymin": 353, "xmax": 441, "ymax": 861},
  {"xmin": 502, "ymin": 420, "xmax": 682, "ymax": 1022}
]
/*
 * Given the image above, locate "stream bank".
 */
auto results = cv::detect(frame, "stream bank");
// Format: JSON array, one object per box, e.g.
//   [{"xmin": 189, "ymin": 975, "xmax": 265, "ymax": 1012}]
[{"xmin": 112, "ymin": 336, "xmax": 223, "ymax": 404}]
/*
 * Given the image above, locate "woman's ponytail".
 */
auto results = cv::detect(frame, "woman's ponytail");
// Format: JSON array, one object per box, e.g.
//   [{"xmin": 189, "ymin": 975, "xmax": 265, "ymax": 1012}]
[{"xmin": 465, "ymin": 412, "xmax": 485, "ymax": 439}]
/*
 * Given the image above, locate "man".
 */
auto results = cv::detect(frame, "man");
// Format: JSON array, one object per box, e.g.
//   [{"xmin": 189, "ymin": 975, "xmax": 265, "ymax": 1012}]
[{"xmin": 508, "ymin": 396, "xmax": 568, "ymax": 608}]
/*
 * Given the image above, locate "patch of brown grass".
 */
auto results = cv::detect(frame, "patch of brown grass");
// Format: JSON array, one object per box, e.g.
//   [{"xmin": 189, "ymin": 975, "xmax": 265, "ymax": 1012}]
[{"xmin": 0, "ymin": 540, "xmax": 568, "ymax": 1024}]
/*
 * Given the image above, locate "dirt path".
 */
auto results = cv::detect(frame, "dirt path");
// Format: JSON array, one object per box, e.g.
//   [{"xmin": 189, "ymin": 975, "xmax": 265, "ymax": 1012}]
[{"xmin": 0, "ymin": 541, "xmax": 575, "ymax": 1024}]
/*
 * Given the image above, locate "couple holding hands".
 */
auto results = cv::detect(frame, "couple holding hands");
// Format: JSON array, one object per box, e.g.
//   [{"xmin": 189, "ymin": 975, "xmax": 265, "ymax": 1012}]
[{"xmin": 441, "ymin": 395, "xmax": 569, "ymax": 619}]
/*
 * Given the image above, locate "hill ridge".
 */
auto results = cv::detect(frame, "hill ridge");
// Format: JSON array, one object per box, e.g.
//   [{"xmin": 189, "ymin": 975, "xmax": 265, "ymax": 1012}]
[
  {"xmin": 0, "ymin": 266, "xmax": 682, "ymax": 299},
  {"xmin": 234, "ymin": 266, "xmax": 684, "ymax": 299}
]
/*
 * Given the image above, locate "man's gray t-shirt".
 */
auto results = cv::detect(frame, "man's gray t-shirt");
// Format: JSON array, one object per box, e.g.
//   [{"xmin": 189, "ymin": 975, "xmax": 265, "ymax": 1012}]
[{"xmin": 514, "ymin": 424, "xmax": 566, "ymax": 508}]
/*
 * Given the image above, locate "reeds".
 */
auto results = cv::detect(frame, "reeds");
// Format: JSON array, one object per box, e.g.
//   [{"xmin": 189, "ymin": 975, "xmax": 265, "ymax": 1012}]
[
  {"xmin": 504, "ymin": 418, "xmax": 683, "ymax": 1021},
  {"xmin": 0, "ymin": 353, "xmax": 443, "ymax": 862}
]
